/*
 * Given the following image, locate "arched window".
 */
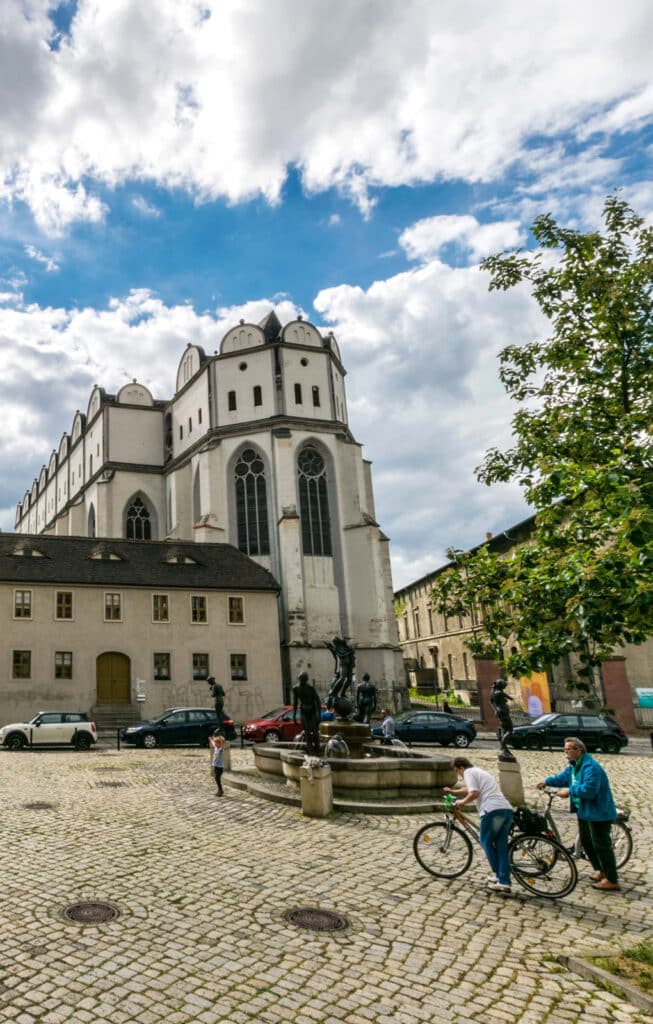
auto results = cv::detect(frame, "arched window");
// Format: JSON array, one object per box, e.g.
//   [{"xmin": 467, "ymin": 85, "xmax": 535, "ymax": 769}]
[
  {"xmin": 235, "ymin": 449, "xmax": 270, "ymax": 556},
  {"xmin": 297, "ymin": 446, "xmax": 332, "ymax": 556},
  {"xmin": 126, "ymin": 496, "xmax": 152, "ymax": 540}
]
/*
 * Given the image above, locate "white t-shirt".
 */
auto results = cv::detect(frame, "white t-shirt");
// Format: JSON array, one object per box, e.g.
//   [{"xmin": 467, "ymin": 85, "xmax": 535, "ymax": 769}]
[{"xmin": 462, "ymin": 766, "xmax": 511, "ymax": 816}]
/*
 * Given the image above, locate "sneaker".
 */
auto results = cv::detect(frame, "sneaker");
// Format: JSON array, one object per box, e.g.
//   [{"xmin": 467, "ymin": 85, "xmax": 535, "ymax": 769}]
[
  {"xmin": 490, "ymin": 882, "xmax": 512, "ymax": 893},
  {"xmin": 485, "ymin": 875, "xmax": 499, "ymax": 884}
]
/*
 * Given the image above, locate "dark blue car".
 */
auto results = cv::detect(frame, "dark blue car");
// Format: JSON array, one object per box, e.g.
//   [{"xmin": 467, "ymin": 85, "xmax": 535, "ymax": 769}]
[
  {"xmin": 372, "ymin": 710, "xmax": 476, "ymax": 747},
  {"xmin": 120, "ymin": 706, "xmax": 237, "ymax": 749}
]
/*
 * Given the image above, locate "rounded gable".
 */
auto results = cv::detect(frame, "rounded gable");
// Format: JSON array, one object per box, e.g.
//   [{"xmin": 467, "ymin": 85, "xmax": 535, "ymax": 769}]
[
  {"xmin": 220, "ymin": 322, "xmax": 266, "ymax": 355},
  {"xmin": 71, "ymin": 411, "xmax": 86, "ymax": 444},
  {"xmin": 87, "ymin": 385, "xmax": 105, "ymax": 419},
  {"xmin": 175, "ymin": 344, "xmax": 207, "ymax": 392},
  {"xmin": 58, "ymin": 433, "xmax": 70, "ymax": 461},
  {"xmin": 117, "ymin": 380, "xmax": 154, "ymax": 406},
  {"xmin": 281, "ymin": 318, "xmax": 323, "ymax": 349}
]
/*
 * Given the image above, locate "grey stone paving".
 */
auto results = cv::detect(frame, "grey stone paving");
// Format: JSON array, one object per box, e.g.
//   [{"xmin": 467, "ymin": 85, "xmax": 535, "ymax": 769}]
[{"xmin": 1, "ymin": 745, "xmax": 651, "ymax": 1024}]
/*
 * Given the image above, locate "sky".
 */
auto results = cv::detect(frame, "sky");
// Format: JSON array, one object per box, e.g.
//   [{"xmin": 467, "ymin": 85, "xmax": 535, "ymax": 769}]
[{"xmin": 0, "ymin": 1, "xmax": 652, "ymax": 589}]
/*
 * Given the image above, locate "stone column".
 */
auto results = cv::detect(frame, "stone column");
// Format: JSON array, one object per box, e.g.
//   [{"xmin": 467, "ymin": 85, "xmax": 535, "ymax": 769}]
[
  {"xmin": 222, "ymin": 741, "xmax": 232, "ymax": 772},
  {"xmin": 300, "ymin": 762, "xmax": 333, "ymax": 818},
  {"xmin": 601, "ymin": 657, "xmax": 637, "ymax": 734},
  {"xmin": 498, "ymin": 760, "xmax": 525, "ymax": 806}
]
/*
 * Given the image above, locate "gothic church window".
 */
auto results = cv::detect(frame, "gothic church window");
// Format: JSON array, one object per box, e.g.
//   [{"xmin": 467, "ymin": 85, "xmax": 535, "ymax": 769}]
[
  {"xmin": 235, "ymin": 449, "xmax": 270, "ymax": 556},
  {"xmin": 297, "ymin": 446, "xmax": 332, "ymax": 557},
  {"xmin": 126, "ymin": 496, "xmax": 152, "ymax": 540}
]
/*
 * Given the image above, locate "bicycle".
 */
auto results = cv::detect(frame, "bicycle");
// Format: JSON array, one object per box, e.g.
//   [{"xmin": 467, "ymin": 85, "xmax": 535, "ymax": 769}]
[
  {"xmin": 526, "ymin": 788, "xmax": 633, "ymax": 870},
  {"xmin": 413, "ymin": 794, "xmax": 578, "ymax": 899}
]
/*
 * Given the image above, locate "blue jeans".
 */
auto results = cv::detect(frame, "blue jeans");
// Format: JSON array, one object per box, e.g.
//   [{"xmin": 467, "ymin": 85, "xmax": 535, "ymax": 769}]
[{"xmin": 480, "ymin": 808, "xmax": 514, "ymax": 886}]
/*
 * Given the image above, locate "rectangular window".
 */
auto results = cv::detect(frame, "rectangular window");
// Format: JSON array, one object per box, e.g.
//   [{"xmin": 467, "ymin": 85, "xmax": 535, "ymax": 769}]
[
  {"xmin": 253, "ymin": 385, "xmax": 262, "ymax": 407},
  {"xmin": 56, "ymin": 591, "xmax": 73, "ymax": 620},
  {"xmin": 414, "ymin": 610, "xmax": 420, "ymax": 637},
  {"xmin": 104, "ymin": 593, "xmax": 122, "ymax": 621},
  {"xmin": 179, "ymin": 424, "xmax": 183, "ymax": 440},
  {"xmin": 312, "ymin": 385, "xmax": 320, "ymax": 407},
  {"xmin": 188, "ymin": 417, "xmax": 192, "ymax": 434},
  {"xmin": 13, "ymin": 650, "xmax": 31, "ymax": 679},
  {"xmin": 294, "ymin": 383, "xmax": 302, "ymax": 404},
  {"xmin": 192, "ymin": 653, "xmax": 209, "ymax": 680},
  {"xmin": 152, "ymin": 594, "xmax": 169, "ymax": 622},
  {"xmin": 55, "ymin": 651, "xmax": 73, "ymax": 679},
  {"xmin": 191, "ymin": 595, "xmax": 207, "ymax": 623},
  {"xmin": 14, "ymin": 590, "xmax": 32, "ymax": 619},
  {"xmin": 198, "ymin": 408, "xmax": 202, "ymax": 424},
  {"xmin": 228, "ymin": 596, "xmax": 244, "ymax": 624},
  {"xmin": 230, "ymin": 653, "xmax": 247, "ymax": 681},
  {"xmin": 153, "ymin": 652, "xmax": 171, "ymax": 680},
  {"xmin": 228, "ymin": 390, "xmax": 237, "ymax": 411}
]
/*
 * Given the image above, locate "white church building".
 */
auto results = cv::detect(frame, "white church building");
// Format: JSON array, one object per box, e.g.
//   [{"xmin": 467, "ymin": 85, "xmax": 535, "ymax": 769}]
[{"xmin": 14, "ymin": 311, "xmax": 403, "ymax": 703}]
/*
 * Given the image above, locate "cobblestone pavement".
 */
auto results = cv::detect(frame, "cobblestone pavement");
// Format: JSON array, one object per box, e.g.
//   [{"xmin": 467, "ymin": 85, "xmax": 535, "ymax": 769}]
[{"xmin": 1, "ymin": 745, "xmax": 651, "ymax": 1024}]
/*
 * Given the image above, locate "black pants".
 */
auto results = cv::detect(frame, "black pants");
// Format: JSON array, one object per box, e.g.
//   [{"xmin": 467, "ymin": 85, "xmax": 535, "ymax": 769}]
[
  {"xmin": 578, "ymin": 818, "xmax": 618, "ymax": 883},
  {"xmin": 213, "ymin": 767, "xmax": 224, "ymax": 794}
]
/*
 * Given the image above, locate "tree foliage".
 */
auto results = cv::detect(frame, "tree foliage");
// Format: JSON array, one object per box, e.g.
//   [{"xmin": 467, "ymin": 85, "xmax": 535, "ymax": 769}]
[{"xmin": 433, "ymin": 195, "xmax": 653, "ymax": 705}]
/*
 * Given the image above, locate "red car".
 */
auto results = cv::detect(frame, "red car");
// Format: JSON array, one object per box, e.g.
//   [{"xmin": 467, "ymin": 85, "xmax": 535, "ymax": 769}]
[{"xmin": 242, "ymin": 706, "xmax": 303, "ymax": 743}]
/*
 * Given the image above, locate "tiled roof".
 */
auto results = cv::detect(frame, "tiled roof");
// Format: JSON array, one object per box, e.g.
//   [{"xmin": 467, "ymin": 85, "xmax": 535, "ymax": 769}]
[{"xmin": 0, "ymin": 534, "xmax": 280, "ymax": 592}]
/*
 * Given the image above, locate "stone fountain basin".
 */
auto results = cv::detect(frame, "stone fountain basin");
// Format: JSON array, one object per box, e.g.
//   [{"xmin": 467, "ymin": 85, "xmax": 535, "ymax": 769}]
[{"xmin": 252, "ymin": 745, "xmax": 455, "ymax": 798}]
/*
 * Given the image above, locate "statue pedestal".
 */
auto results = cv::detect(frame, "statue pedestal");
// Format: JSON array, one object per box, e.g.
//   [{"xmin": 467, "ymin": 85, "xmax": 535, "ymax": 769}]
[
  {"xmin": 223, "ymin": 741, "xmax": 232, "ymax": 772},
  {"xmin": 320, "ymin": 720, "xmax": 371, "ymax": 758},
  {"xmin": 300, "ymin": 762, "xmax": 333, "ymax": 818},
  {"xmin": 498, "ymin": 758, "xmax": 525, "ymax": 806}
]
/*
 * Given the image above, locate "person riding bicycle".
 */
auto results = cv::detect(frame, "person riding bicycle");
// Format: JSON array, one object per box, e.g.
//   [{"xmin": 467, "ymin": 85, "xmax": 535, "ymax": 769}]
[
  {"xmin": 537, "ymin": 736, "xmax": 620, "ymax": 892},
  {"xmin": 444, "ymin": 757, "xmax": 514, "ymax": 894}
]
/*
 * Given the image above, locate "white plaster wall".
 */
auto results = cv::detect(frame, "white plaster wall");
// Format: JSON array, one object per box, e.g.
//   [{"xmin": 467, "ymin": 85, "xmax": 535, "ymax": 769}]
[
  {"xmin": 107, "ymin": 406, "xmax": 163, "ymax": 466},
  {"xmin": 171, "ymin": 371, "xmax": 210, "ymax": 459},
  {"xmin": 214, "ymin": 349, "xmax": 277, "ymax": 425},
  {"xmin": 280, "ymin": 347, "xmax": 332, "ymax": 421}
]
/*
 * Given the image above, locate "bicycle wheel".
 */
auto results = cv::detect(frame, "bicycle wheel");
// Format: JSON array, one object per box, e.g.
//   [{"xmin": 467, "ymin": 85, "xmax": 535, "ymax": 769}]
[
  {"xmin": 413, "ymin": 821, "xmax": 473, "ymax": 879},
  {"xmin": 611, "ymin": 821, "xmax": 633, "ymax": 870},
  {"xmin": 509, "ymin": 834, "xmax": 578, "ymax": 899}
]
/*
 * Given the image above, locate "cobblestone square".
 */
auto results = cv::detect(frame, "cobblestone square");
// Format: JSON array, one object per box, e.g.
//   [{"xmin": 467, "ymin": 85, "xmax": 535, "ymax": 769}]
[{"xmin": 1, "ymin": 744, "xmax": 651, "ymax": 1024}]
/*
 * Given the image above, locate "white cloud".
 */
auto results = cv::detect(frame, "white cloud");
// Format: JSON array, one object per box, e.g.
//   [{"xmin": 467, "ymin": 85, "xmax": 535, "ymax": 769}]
[
  {"xmin": 399, "ymin": 215, "xmax": 525, "ymax": 263},
  {"xmin": 24, "ymin": 244, "xmax": 59, "ymax": 272},
  {"xmin": 132, "ymin": 195, "xmax": 161, "ymax": 218},
  {"xmin": 0, "ymin": 1, "xmax": 651, "ymax": 230}
]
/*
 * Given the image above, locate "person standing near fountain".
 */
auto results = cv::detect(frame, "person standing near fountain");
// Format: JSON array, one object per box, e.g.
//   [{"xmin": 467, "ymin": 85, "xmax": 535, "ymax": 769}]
[
  {"xmin": 292, "ymin": 672, "xmax": 322, "ymax": 755},
  {"xmin": 380, "ymin": 708, "xmax": 395, "ymax": 746}
]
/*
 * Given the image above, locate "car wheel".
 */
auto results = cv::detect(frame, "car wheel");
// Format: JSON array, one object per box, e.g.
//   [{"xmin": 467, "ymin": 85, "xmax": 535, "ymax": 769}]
[
  {"xmin": 601, "ymin": 736, "xmax": 620, "ymax": 754},
  {"xmin": 5, "ymin": 733, "xmax": 27, "ymax": 751},
  {"xmin": 142, "ymin": 733, "xmax": 158, "ymax": 749},
  {"xmin": 454, "ymin": 733, "xmax": 470, "ymax": 748},
  {"xmin": 74, "ymin": 733, "xmax": 92, "ymax": 751},
  {"xmin": 265, "ymin": 730, "xmax": 281, "ymax": 744}
]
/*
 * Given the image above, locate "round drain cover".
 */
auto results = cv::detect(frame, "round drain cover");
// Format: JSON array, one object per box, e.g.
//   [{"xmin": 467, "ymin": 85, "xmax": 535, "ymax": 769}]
[
  {"xmin": 63, "ymin": 902, "xmax": 120, "ymax": 924},
  {"xmin": 23, "ymin": 802, "xmax": 55, "ymax": 810},
  {"xmin": 283, "ymin": 907, "xmax": 349, "ymax": 932}
]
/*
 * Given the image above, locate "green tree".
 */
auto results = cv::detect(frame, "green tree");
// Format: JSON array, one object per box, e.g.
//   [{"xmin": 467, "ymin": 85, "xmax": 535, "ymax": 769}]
[{"xmin": 434, "ymin": 195, "xmax": 653, "ymax": 707}]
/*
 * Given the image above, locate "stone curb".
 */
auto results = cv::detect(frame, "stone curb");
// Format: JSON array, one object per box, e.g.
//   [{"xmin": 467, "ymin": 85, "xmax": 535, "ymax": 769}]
[{"xmin": 558, "ymin": 953, "xmax": 653, "ymax": 1014}]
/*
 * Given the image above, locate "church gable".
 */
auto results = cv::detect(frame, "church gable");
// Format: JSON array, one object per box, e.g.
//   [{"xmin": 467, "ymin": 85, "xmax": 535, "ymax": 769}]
[{"xmin": 175, "ymin": 345, "xmax": 207, "ymax": 393}]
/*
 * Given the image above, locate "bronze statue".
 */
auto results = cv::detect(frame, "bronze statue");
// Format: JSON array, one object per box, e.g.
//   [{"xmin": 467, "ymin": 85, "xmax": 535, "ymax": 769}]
[
  {"xmin": 325, "ymin": 636, "xmax": 356, "ymax": 710},
  {"xmin": 490, "ymin": 678, "xmax": 516, "ymax": 762},
  {"xmin": 355, "ymin": 672, "xmax": 377, "ymax": 724},
  {"xmin": 292, "ymin": 671, "xmax": 322, "ymax": 755},
  {"xmin": 208, "ymin": 677, "xmax": 226, "ymax": 728}
]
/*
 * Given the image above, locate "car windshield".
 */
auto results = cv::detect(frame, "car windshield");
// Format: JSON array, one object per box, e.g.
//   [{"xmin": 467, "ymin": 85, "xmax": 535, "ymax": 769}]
[
  {"xmin": 259, "ymin": 708, "xmax": 288, "ymax": 720},
  {"xmin": 531, "ymin": 714, "xmax": 557, "ymax": 726}
]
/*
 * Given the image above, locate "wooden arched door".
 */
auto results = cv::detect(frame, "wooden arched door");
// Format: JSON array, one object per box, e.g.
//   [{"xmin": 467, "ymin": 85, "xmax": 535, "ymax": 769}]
[{"xmin": 96, "ymin": 652, "xmax": 131, "ymax": 704}]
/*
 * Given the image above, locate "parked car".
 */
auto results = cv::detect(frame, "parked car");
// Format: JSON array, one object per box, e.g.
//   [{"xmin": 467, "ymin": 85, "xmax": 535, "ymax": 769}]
[
  {"xmin": 510, "ymin": 712, "xmax": 628, "ymax": 753},
  {"xmin": 371, "ymin": 710, "xmax": 476, "ymax": 748},
  {"xmin": 242, "ymin": 706, "xmax": 303, "ymax": 743},
  {"xmin": 0, "ymin": 711, "xmax": 97, "ymax": 751},
  {"xmin": 120, "ymin": 707, "xmax": 237, "ymax": 749}
]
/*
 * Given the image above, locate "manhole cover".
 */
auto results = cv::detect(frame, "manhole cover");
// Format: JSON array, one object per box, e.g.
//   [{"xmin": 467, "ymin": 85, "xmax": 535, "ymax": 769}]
[
  {"xmin": 282, "ymin": 907, "xmax": 349, "ymax": 932},
  {"xmin": 23, "ymin": 802, "xmax": 55, "ymax": 810},
  {"xmin": 63, "ymin": 902, "xmax": 120, "ymax": 924}
]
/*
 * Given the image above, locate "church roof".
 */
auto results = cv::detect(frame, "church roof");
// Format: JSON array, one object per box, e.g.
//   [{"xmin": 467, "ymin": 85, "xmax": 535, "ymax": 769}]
[
  {"xmin": 258, "ymin": 310, "xmax": 282, "ymax": 343},
  {"xmin": 0, "ymin": 534, "xmax": 280, "ymax": 592}
]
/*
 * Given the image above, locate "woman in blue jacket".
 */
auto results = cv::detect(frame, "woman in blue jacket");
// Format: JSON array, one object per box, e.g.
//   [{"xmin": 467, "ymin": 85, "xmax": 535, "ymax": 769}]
[{"xmin": 537, "ymin": 736, "xmax": 620, "ymax": 892}]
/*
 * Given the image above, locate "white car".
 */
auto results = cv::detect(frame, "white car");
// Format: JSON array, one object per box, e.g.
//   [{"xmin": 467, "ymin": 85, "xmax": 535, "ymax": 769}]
[{"xmin": 0, "ymin": 711, "xmax": 97, "ymax": 751}]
